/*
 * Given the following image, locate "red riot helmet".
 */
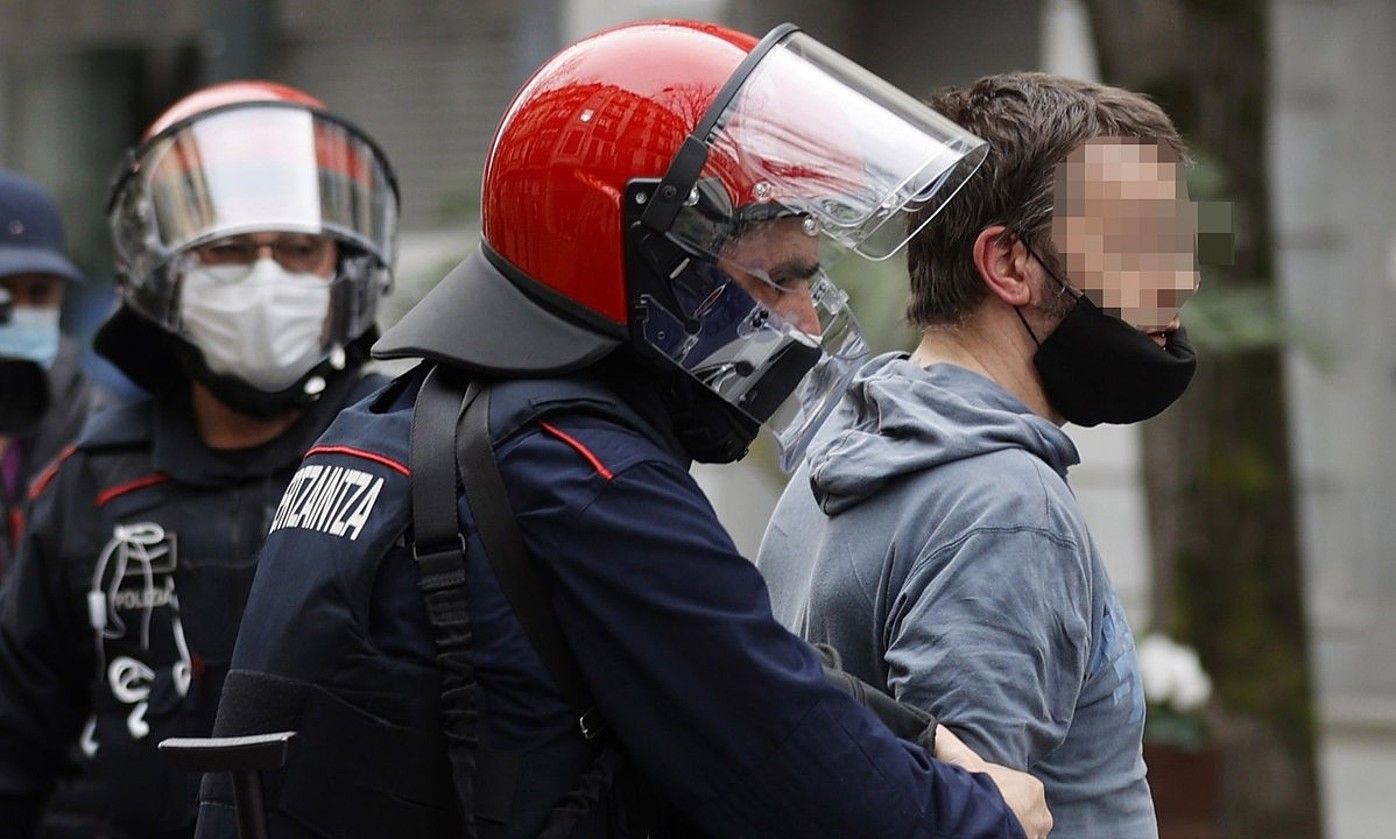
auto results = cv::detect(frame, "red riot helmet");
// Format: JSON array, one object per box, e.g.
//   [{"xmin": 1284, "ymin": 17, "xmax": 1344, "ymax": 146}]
[
  {"xmin": 377, "ymin": 20, "xmax": 985, "ymax": 466},
  {"xmin": 100, "ymin": 80, "xmax": 399, "ymax": 416}
]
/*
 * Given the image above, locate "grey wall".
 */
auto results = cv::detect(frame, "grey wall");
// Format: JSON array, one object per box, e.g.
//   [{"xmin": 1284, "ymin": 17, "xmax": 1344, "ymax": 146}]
[
  {"xmin": 1272, "ymin": 0, "xmax": 1396, "ymax": 721},
  {"xmin": 728, "ymin": 0, "xmax": 1041, "ymax": 95},
  {"xmin": 1269, "ymin": 1, "xmax": 1396, "ymax": 834},
  {"xmin": 269, "ymin": 1, "xmax": 525, "ymax": 233}
]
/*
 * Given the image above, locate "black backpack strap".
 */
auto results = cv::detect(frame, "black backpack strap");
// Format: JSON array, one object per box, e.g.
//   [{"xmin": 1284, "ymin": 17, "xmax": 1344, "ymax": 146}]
[
  {"xmin": 413, "ymin": 366, "xmax": 620, "ymax": 838},
  {"xmin": 456, "ymin": 380, "xmax": 602, "ymax": 739},
  {"xmin": 411, "ymin": 365, "xmax": 483, "ymax": 838}
]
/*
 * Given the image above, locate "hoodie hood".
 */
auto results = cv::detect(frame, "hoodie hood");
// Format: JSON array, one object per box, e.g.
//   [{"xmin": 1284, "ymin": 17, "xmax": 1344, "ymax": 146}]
[{"xmin": 807, "ymin": 353, "xmax": 1079, "ymax": 515}]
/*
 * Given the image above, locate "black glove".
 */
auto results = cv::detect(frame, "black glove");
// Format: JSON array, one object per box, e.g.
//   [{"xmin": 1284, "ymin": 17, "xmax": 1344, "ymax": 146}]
[{"xmin": 814, "ymin": 643, "xmax": 938, "ymax": 751}]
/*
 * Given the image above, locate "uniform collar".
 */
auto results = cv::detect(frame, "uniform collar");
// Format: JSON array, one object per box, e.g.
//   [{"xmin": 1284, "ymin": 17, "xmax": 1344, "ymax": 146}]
[{"xmin": 151, "ymin": 368, "xmax": 360, "ymax": 486}]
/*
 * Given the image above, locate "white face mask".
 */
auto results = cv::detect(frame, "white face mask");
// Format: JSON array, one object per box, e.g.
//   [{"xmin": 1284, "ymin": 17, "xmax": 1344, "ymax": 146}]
[{"xmin": 178, "ymin": 257, "xmax": 333, "ymax": 392}]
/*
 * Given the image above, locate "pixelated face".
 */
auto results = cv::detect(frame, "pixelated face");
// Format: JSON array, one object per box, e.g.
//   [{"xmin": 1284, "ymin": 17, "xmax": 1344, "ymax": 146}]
[{"xmin": 1051, "ymin": 137, "xmax": 1200, "ymax": 336}]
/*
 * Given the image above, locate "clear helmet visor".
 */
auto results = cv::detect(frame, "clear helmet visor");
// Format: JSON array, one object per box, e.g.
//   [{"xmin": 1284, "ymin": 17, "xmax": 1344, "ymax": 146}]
[
  {"xmin": 639, "ymin": 214, "xmax": 868, "ymax": 471},
  {"xmin": 112, "ymin": 107, "xmax": 396, "ymax": 299},
  {"xmin": 110, "ymin": 104, "xmax": 398, "ymax": 344},
  {"xmin": 677, "ymin": 31, "xmax": 987, "ymax": 263},
  {"xmin": 642, "ymin": 29, "xmax": 984, "ymax": 468}
]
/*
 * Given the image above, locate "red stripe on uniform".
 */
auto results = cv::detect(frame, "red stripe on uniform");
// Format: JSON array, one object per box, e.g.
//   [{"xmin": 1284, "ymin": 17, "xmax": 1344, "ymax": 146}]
[
  {"xmin": 96, "ymin": 473, "xmax": 171, "ymax": 507},
  {"xmin": 27, "ymin": 444, "xmax": 77, "ymax": 501},
  {"xmin": 304, "ymin": 445, "xmax": 411, "ymax": 476},
  {"xmin": 7, "ymin": 508, "xmax": 23, "ymax": 553},
  {"xmin": 538, "ymin": 421, "xmax": 614, "ymax": 481}
]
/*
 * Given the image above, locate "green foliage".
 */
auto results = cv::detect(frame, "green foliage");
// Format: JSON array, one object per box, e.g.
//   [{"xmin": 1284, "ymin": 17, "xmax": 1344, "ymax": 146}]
[
  {"xmin": 1181, "ymin": 284, "xmax": 1330, "ymax": 369},
  {"xmin": 1203, "ymin": 438, "xmax": 1279, "ymax": 498},
  {"xmin": 1146, "ymin": 705, "xmax": 1212, "ymax": 752},
  {"xmin": 825, "ymin": 255, "xmax": 919, "ymax": 355}
]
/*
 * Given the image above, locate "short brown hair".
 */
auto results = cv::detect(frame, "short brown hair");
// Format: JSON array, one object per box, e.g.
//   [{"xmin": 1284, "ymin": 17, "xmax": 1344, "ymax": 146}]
[{"xmin": 906, "ymin": 72, "xmax": 1185, "ymax": 327}]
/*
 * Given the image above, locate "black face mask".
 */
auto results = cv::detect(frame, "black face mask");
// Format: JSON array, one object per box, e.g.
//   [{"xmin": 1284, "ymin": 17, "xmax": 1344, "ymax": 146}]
[
  {"xmin": 0, "ymin": 359, "xmax": 51, "ymax": 436},
  {"xmin": 1019, "ymin": 247, "xmax": 1198, "ymax": 426}
]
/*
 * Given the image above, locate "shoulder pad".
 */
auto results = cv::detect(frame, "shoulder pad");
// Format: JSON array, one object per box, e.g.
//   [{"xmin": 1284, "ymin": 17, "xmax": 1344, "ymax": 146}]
[
  {"xmin": 489, "ymin": 375, "xmax": 657, "ymax": 447},
  {"xmin": 305, "ymin": 373, "xmax": 414, "ymax": 477}
]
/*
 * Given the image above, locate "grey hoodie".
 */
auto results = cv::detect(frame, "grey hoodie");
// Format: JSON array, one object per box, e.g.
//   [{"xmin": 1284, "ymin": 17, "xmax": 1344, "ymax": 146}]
[{"xmin": 757, "ymin": 353, "xmax": 1156, "ymax": 839}]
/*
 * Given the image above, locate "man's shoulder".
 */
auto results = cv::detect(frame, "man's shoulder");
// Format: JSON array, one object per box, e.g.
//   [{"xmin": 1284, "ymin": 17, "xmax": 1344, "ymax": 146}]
[
  {"xmin": 500, "ymin": 410, "xmax": 677, "ymax": 485},
  {"xmin": 868, "ymin": 448, "xmax": 1092, "ymax": 587},
  {"xmin": 911, "ymin": 446, "xmax": 1076, "ymax": 521},
  {"xmin": 295, "ymin": 369, "xmax": 685, "ymax": 524},
  {"xmin": 263, "ymin": 379, "xmax": 414, "ymax": 559}
]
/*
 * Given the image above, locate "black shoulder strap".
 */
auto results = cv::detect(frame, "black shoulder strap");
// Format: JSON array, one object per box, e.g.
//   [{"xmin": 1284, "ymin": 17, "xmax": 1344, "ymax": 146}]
[
  {"xmin": 455, "ymin": 380, "xmax": 629, "ymax": 838},
  {"xmin": 410, "ymin": 365, "xmax": 483, "ymax": 838},
  {"xmin": 412, "ymin": 365, "xmax": 601, "ymax": 736},
  {"xmin": 411, "ymin": 367, "xmax": 657, "ymax": 837},
  {"xmin": 411, "ymin": 367, "xmax": 475, "ymax": 577},
  {"xmin": 456, "ymin": 378, "xmax": 602, "ymax": 739}
]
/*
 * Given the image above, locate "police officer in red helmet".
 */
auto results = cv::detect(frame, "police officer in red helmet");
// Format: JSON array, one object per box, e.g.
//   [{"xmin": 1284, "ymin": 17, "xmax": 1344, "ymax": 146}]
[
  {"xmin": 0, "ymin": 81, "xmax": 396, "ymax": 838},
  {"xmin": 201, "ymin": 21, "xmax": 1049, "ymax": 838}
]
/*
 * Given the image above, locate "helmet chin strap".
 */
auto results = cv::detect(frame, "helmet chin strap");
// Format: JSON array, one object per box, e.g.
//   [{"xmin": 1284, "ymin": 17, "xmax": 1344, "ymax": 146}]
[
  {"xmin": 171, "ymin": 333, "xmax": 361, "ymax": 421},
  {"xmin": 662, "ymin": 373, "xmax": 760, "ymax": 464}
]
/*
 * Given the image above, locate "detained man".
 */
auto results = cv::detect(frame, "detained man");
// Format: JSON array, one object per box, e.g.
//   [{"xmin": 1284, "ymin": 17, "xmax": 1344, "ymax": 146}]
[{"xmin": 757, "ymin": 72, "xmax": 1203, "ymax": 838}]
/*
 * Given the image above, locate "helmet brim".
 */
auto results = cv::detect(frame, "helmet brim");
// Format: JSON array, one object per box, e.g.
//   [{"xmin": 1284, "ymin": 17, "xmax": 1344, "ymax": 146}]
[{"xmin": 373, "ymin": 246, "xmax": 621, "ymax": 377}]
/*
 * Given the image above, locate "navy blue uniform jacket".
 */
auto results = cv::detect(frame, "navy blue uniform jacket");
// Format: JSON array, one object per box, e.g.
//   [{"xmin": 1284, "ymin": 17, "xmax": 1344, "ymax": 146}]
[
  {"xmin": 198, "ymin": 366, "xmax": 1022, "ymax": 838},
  {"xmin": 0, "ymin": 372, "xmax": 383, "ymax": 838}
]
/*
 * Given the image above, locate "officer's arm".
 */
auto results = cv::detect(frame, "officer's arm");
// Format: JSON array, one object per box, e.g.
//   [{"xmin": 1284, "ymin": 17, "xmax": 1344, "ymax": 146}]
[
  {"xmin": 0, "ymin": 473, "xmax": 94, "ymax": 837},
  {"xmin": 502, "ymin": 424, "xmax": 1023, "ymax": 839}
]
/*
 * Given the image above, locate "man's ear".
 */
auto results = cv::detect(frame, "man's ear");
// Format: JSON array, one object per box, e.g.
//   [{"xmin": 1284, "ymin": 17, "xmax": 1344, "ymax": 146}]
[{"xmin": 972, "ymin": 225, "xmax": 1033, "ymax": 308}]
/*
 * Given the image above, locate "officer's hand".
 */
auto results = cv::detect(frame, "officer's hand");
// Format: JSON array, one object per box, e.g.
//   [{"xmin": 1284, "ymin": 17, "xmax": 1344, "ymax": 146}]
[{"xmin": 934, "ymin": 725, "xmax": 1053, "ymax": 839}]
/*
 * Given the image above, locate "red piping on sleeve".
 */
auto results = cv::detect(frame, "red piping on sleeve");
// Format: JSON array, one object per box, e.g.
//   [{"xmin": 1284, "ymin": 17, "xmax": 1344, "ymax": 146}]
[
  {"xmin": 303, "ymin": 445, "xmax": 411, "ymax": 476},
  {"xmin": 96, "ymin": 473, "xmax": 171, "ymax": 507},
  {"xmin": 538, "ymin": 421, "xmax": 614, "ymax": 481}
]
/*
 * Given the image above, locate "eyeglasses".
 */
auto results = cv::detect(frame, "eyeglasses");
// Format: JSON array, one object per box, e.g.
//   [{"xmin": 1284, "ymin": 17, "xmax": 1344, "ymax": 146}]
[{"xmin": 192, "ymin": 234, "xmax": 337, "ymax": 276}]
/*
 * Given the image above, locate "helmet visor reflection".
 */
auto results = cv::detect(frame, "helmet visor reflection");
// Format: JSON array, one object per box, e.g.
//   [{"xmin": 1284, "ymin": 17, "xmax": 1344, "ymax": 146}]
[
  {"xmin": 640, "ymin": 259, "xmax": 867, "ymax": 470},
  {"xmin": 112, "ymin": 106, "xmax": 397, "ymax": 284}
]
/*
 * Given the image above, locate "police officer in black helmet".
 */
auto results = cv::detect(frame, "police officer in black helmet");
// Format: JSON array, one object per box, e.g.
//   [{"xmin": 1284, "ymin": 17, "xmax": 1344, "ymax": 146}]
[{"xmin": 0, "ymin": 81, "xmax": 397, "ymax": 838}]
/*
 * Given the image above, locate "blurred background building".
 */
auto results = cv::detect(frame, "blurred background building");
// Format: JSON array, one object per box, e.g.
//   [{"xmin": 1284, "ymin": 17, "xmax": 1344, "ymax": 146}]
[{"xmin": 0, "ymin": 1, "xmax": 1389, "ymax": 835}]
